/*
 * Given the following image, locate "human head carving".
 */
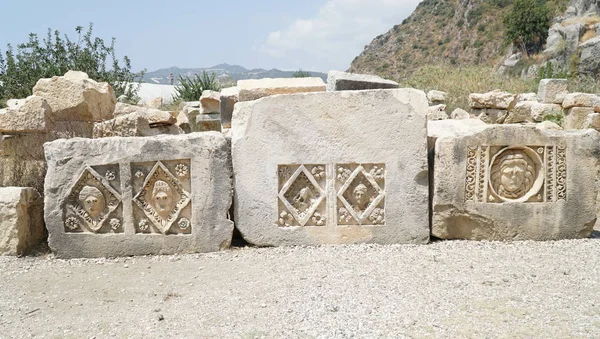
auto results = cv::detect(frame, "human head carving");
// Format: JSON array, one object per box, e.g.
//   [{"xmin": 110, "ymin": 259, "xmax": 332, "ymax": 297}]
[
  {"xmin": 79, "ymin": 185, "xmax": 105, "ymax": 218},
  {"xmin": 152, "ymin": 180, "xmax": 174, "ymax": 218},
  {"xmin": 353, "ymin": 183, "xmax": 369, "ymax": 209},
  {"xmin": 491, "ymin": 150, "xmax": 536, "ymax": 199}
]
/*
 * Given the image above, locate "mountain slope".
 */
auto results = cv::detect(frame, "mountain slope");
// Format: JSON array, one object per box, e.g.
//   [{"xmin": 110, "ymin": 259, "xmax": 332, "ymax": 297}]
[
  {"xmin": 349, "ymin": 0, "xmax": 570, "ymax": 81},
  {"xmin": 144, "ymin": 64, "xmax": 327, "ymax": 84}
]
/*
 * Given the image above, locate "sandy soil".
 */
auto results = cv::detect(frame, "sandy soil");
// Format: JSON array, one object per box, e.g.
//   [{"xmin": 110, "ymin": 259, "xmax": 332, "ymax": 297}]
[{"xmin": 1, "ymin": 239, "xmax": 600, "ymax": 338}]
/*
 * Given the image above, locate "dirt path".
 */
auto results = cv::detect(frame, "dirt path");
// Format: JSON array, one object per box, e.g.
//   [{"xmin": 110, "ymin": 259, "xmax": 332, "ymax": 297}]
[{"xmin": 1, "ymin": 240, "xmax": 600, "ymax": 338}]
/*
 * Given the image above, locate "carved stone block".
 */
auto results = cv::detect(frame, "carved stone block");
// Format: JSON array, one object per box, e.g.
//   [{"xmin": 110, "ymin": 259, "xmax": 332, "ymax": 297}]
[
  {"xmin": 232, "ymin": 89, "xmax": 429, "ymax": 246},
  {"xmin": 432, "ymin": 125, "xmax": 600, "ymax": 240},
  {"xmin": 44, "ymin": 133, "xmax": 233, "ymax": 258}
]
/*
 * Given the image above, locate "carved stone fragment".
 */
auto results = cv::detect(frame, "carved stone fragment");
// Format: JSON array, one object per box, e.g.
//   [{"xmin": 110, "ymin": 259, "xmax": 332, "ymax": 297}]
[
  {"xmin": 232, "ymin": 89, "xmax": 429, "ymax": 246},
  {"xmin": 432, "ymin": 125, "xmax": 599, "ymax": 241},
  {"xmin": 44, "ymin": 133, "xmax": 233, "ymax": 258}
]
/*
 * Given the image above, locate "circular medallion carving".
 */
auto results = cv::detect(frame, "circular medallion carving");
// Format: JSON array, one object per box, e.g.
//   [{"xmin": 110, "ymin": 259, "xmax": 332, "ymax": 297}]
[{"xmin": 489, "ymin": 146, "xmax": 544, "ymax": 202}]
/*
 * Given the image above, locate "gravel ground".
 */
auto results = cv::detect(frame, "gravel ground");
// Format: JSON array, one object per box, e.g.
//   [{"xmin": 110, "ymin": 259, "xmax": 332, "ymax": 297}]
[{"xmin": 1, "ymin": 238, "xmax": 600, "ymax": 339}]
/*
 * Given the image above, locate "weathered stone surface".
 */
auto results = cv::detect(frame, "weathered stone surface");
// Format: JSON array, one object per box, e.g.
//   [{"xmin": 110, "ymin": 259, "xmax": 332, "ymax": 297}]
[
  {"xmin": 32, "ymin": 71, "xmax": 116, "ymax": 122},
  {"xmin": 6, "ymin": 99, "xmax": 24, "ymax": 109},
  {"xmin": 44, "ymin": 133, "xmax": 234, "ymax": 258},
  {"xmin": 0, "ymin": 121, "xmax": 93, "ymax": 193},
  {"xmin": 504, "ymin": 103, "xmax": 534, "ymax": 124},
  {"xmin": 516, "ymin": 93, "xmax": 538, "ymax": 102},
  {"xmin": 565, "ymin": 107, "xmax": 595, "ymax": 129},
  {"xmin": 450, "ymin": 108, "xmax": 470, "ymax": 120},
  {"xmin": 538, "ymin": 79, "xmax": 568, "ymax": 104},
  {"xmin": 427, "ymin": 104, "xmax": 448, "ymax": 120},
  {"xmin": 220, "ymin": 87, "xmax": 239, "ymax": 129},
  {"xmin": 0, "ymin": 96, "xmax": 53, "ymax": 133},
  {"xmin": 472, "ymin": 108, "xmax": 508, "ymax": 124},
  {"xmin": 508, "ymin": 101, "xmax": 563, "ymax": 123},
  {"xmin": 176, "ymin": 111, "xmax": 191, "ymax": 133},
  {"xmin": 238, "ymin": 77, "xmax": 326, "ymax": 102},
  {"xmin": 200, "ymin": 90, "xmax": 221, "ymax": 114},
  {"xmin": 0, "ymin": 187, "xmax": 45, "ymax": 256},
  {"xmin": 93, "ymin": 113, "xmax": 183, "ymax": 138},
  {"xmin": 113, "ymin": 103, "xmax": 177, "ymax": 125},
  {"xmin": 469, "ymin": 90, "xmax": 516, "ymax": 110},
  {"xmin": 536, "ymin": 120, "xmax": 562, "ymax": 130},
  {"xmin": 579, "ymin": 36, "xmax": 600, "ymax": 75},
  {"xmin": 432, "ymin": 125, "xmax": 600, "ymax": 240},
  {"xmin": 326, "ymin": 71, "xmax": 399, "ymax": 91},
  {"xmin": 562, "ymin": 92, "xmax": 600, "ymax": 109},
  {"xmin": 427, "ymin": 90, "xmax": 447, "ymax": 104},
  {"xmin": 232, "ymin": 89, "xmax": 429, "ymax": 246},
  {"xmin": 145, "ymin": 97, "xmax": 163, "ymax": 109},
  {"xmin": 196, "ymin": 113, "xmax": 221, "ymax": 132}
]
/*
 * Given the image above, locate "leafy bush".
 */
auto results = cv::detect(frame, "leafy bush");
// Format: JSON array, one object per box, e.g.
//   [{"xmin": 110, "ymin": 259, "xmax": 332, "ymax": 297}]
[
  {"xmin": 0, "ymin": 23, "xmax": 144, "ymax": 103},
  {"xmin": 503, "ymin": 0, "xmax": 551, "ymax": 56},
  {"xmin": 173, "ymin": 71, "xmax": 221, "ymax": 102}
]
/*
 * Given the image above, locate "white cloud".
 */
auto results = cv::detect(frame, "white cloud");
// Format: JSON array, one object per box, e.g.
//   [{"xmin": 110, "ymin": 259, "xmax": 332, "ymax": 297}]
[{"xmin": 259, "ymin": 0, "xmax": 421, "ymax": 71}]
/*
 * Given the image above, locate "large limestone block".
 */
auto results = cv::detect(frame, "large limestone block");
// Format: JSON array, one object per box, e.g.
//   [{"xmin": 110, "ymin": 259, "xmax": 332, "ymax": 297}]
[
  {"xmin": 113, "ymin": 103, "xmax": 177, "ymax": 125},
  {"xmin": 326, "ymin": 71, "xmax": 399, "ymax": 91},
  {"xmin": 469, "ymin": 90, "xmax": 516, "ymax": 110},
  {"xmin": 0, "ymin": 96, "xmax": 53, "ymax": 133},
  {"xmin": 562, "ymin": 92, "xmax": 600, "ymax": 109},
  {"xmin": 508, "ymin": 101, "xmax": 563, "ymax": 123},
  {"xmin": 450, "ymin": 108, "xmax": 470, "ymax": 120},
  {"xmin": 0, "ymin": 187, "xmax": 45, "ymax": 255},
  {"xmin": 565, "ymin": 107, "xmax": 595, "ymax": 129},
  {"xmin": 232, "ymin": 89, "xmax": 430, "ymax": 246},
  {"xmin": 43, "ymin": 133, "xmax": 234, "ymax": 258},
  {"xmin": 220, "ymin": 86, "xmax": 239, "ymax": 129},
  {"xmin": 472, "ymin": 108, "xmax": 508, "ymax": 124},
  {"xmin": 538, "ymin": 79, "xmax": 568, "ymax": 104},
  {"xmin": 32, "ymin": 70, "xmax": 116, "ymax": 122},
  {"xmin": 427, "ymin": 104, "xmax": 448, "ymax": 121},
  {"xmin": 0, "ymin": 121, "xmax": 93, "ymax": 193},
  {"xmin": 200, "ymin": 90, "xmax": 221, "ymax": 114},
  {"xmin": 238, "ymin": 77, "xmax": 326, "ymax": 102},
  {"xmin": 93, "ymin": 113, "xmax": 183, "ymax": 138},
  {"xmin": 432, "ymin": 125, "xmax": 600, "ymax": 240}
]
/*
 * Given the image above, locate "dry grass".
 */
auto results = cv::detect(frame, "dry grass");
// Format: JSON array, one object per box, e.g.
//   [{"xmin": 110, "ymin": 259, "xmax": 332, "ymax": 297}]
[
  {"xmin": 402, "ymin": 65, "xmax": 538, "ymax": 112},
  {"xmin": 561, "ymin": 15, "xmax": 600, "ymax": 27},
  {"xmin": 581, "ymin": 29, "xmax": 598, "ymax": 43}
]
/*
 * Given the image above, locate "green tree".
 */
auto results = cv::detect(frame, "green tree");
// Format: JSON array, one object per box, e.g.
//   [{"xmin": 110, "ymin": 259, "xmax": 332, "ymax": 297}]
[
  {"xmin": 292, "ymin": 69, "xmax": 311, "ymax": 78},
  {"xmin": 503, "ymin": 0, "xmax": 551, "ymax": 56},
  {"xmin": 0, "ymin": 23, "xmax": 144, "ymax": 106}
]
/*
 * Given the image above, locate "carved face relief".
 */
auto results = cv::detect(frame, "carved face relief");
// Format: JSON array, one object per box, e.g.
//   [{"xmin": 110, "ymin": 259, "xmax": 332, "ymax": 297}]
[
  {"xmin": 151, "ymin": 180, "xmax": 174, "ymax": 219},
  {"xmin": 352, "ymin": 184, "xmax": 369, "ymax": 210},
  {"xmin": 79, "ymin": 186, "xmax": 106, "ymax": 218},
  {"xmin": 491, "ymin": 149, "xmax": 537, "ymax": 200}
]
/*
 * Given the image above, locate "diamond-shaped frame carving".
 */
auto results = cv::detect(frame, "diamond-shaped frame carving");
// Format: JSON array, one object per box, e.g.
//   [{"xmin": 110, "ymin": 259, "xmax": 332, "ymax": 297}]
[
  {"xmin": 133, "ymin": 161, "xmax": 191, "ymax": 234},
  {"xmin": 66, "ymin": 166, "xmax": 122, "ymax": 233},
  {"xmin": 337, "ymin": 165, "xmax": 385, "ymax": 225},
  {"xmin": 278, "ymin": 164, "xmax": 326, "ymax": 226}
]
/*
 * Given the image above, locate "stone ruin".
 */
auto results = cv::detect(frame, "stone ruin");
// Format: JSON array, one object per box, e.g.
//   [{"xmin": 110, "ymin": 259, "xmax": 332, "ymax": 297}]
[{"xmin": 0, "ymin": 70, "xmax": 599, "ymax": 257}]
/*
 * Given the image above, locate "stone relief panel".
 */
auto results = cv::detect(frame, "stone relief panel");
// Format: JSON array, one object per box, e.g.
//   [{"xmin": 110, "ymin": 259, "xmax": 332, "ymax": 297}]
[
  {"xmin": 465, "ymin": 145, "xmax": 566, "ymax": 203},
  {"xmin": 277, "ymin": 164, "xmax": 327, "ymax": 227},
  {"xmin": 336, "ymin": 164, "xmax": 385, "ymax": 226},
  {"xmin": 277, "ymin": 163, "xmax": 386, "ymax": 227},
  {"xmin": 132, "ymin": 160, "xmax": 192, "ymax": 235},
  {"xmin": 63, "ymin": 165, "xmax": 123, "ymax": 233}
]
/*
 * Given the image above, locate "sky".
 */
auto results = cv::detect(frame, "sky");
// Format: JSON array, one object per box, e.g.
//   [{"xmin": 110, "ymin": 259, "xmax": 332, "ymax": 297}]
[{"xmin": 0, "ymin": 0, "xmax": 421, "ymax": 73}]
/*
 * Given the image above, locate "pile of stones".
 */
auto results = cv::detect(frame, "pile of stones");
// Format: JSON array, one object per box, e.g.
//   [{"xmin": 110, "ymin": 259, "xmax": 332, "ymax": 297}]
[{"xmin": 1, "ymin": 70, "xmax": 599, "ymax": 258}]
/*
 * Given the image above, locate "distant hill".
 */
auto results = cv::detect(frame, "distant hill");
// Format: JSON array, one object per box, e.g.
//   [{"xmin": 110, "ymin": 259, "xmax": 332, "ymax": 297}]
[{"xmin": 143, "ymin": 63, "xmax": 327, "ymax": 85}]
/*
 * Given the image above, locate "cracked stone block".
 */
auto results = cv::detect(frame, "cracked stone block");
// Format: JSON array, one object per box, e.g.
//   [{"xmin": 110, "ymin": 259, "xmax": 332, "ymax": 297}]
[
  {"xmin": 238, "ymin": 77, "xmax": 326, "ymax": 102},
  {"xmin": 432, "ymin": 125, "xmax": 600, "ymax": 240},
  {"xmin": 43, "ymin": 132, "xmax": 233, "ymax": 258},
  {"xmin": 232, "ymin": 89, "xmax": 429, "ymax": 246}
]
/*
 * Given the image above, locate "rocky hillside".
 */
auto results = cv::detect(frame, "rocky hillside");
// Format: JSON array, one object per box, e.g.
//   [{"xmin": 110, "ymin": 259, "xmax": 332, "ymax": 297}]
[{"xmin": 349, "ymin": 0, "xmax": 570, "ymax": 81}]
